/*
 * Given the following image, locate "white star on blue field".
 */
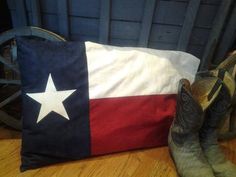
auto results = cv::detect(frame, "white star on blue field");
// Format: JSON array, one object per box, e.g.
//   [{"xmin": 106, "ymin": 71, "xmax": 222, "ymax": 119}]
[{"xmin": 27, "ymin": 74, "xmax": 76, "ymax": 123}]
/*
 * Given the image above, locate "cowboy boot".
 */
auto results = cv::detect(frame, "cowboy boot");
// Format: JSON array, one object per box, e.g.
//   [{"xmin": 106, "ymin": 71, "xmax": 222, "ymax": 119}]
[
  {"xmin": 217, "ymin": 53, "xmax": 236, "ymax": 75},
  {"xmin": 199, "ymin": 70, "xmax": 236, "ymax": 177},
  {"xmin": 196, "ymin": 69, "xmax": 235, "ymax": 98},
  {"xmin": 217, "ymin": 55, "xmax": 236, "ymax": 139},
  {"xmin": 169, "ymin": 77, "xmax": 222, "ymax": 177}
]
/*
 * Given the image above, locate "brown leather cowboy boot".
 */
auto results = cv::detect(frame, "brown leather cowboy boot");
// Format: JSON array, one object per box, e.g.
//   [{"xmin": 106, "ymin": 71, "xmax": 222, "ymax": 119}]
[
  {"xmin": 199, "ymin": 69, "xmax": 236, "ymax": 177},
  {"xmin": 169, "ymin": 78, "xmax": 222, "ymax": 177}
]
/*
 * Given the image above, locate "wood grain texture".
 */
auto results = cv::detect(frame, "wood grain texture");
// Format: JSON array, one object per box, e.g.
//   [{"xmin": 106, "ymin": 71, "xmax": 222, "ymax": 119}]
[
  {"xmin": 138, "ymin": 0, "xmax": 156, "ymax": 47},
  {"xmin": 214, "ymin": 2, "xmax": 236, "ymax": 64},
  {"xmin": 31, "ymin": 0, "xmax": 42, "ymax": 27},
  {"xmin": 99, "ymin": 0, "xmax": 110, "ymax": 44},
  {"xmin": 0, "ymin": 139, "xmax": 178, "ymax": 177},
  {"xmin": 177, "ymin": 0, "xmax": 201, "ymax": 51},
  {"xmin": 57, "ymin": 0, "xmax": 69, "ymax": 39},
  {"xmin": 0, "ymin": 127, "xmax": 236, "ymax": 177},
  {"xmin": 0, "ymin": 126, "xmax": 21, "ymax": 139},
  {"xmin": 14, "ymin": 0, "xmax": 28, "ymax": 27},
  {"xmin": 200, "ymin": 0, "xmax": 234, "ymax": 70},
  {"xmin": 6, "ymin": 0, "xmax": 233, "ymax": 64},
  {"xmin": 7, "ymin": 0, "xmax": 221, "ymax": 59}
]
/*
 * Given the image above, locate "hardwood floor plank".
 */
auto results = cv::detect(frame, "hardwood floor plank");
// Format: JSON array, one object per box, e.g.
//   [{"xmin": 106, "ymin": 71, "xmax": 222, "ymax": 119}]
[{"xmin": 0, "ymin": 127, "xmax": 236, "ymax": 177}]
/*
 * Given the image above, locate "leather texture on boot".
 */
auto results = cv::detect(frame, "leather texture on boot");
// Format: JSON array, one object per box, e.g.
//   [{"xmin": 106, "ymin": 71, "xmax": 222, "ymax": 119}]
[
  {"xmin": 196, "ymin": 69, "xmax": 235, "ymax": 99},
  {"xmin": 217, "ymin": 54, "xmax": 236, "ymax": 74},
  {"xmin": 169, "ymin": 79, "xmax": 215, "ymax": 177},
  {"xmin": 200, "ymin": 84, "xmax": 236, "ymax": 177}
]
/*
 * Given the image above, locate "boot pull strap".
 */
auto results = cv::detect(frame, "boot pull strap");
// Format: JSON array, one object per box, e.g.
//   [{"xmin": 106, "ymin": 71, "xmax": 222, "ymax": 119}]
[
  {"xmin": 217, "ymin": 69, "xmax": 235, "ymax": 98},
  {"xmin": 207, "ymin": 79, "xmax": 222, "ymax": 101},
  {"xmin": 217, "ymin": 68, "xmax": 226, "ymax": 81}
]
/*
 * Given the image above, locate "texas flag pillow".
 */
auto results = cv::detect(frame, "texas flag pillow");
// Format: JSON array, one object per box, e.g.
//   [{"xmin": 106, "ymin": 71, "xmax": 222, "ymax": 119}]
[{"xmin": 16, "ymin": 37, "xmax": 200, "ymax": 171}]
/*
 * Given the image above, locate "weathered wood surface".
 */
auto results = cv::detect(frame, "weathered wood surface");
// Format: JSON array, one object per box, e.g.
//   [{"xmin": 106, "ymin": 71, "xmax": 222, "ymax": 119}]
[
  {"xmin": 99, "ymin": 0, "xmax": 110, "ymax": 44},
  {"xmin": 0, "ymin": 26, "xmax": 66, "ymax": 44},
  {"xmin": 7, "ymin": 0, "xmax": 222, "ymax": 59},
  {"xmin": 0, "ymin": 127, "xmax": 236, "ymax": 177},
  {"xmin": 177, "ymin": 0, "xmax": 201, "ymax": 51},
  {"xmin": 0, "ymin": 79, "xmax": 21, "ymax": 84},
  {"xmin": 31, "ymin": 0, "xmax": 42, "ymax": 27},
  {"xmin": 200, "ymin": 0, "xmax": 234, "ymax": 70},
  {"xmin": 0, "ymin": 91, "xmax": 21, "ymax": 108},
  {"xmin": 0, "ymin": 111, "xmax": 21, "ymax": 130},
  {"xmin": 15, "ymin": 0, "xmax": 27, "ymax": 27},
  {"xmin": 214, "ymin": 3, "xmax": 236, "ymax": 63},
  {"xmin": 57, "ymin": 0, "xmax": 69, "ymax": 39},
  {"xmin": 138, "ymin": 0, "xmax": 156, "ymax": 47}
]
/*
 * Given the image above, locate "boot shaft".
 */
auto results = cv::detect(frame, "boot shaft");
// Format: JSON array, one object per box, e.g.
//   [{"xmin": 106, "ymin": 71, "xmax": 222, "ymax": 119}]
[
  {"xmin": 200, "ymin": 85, "xmax": 232, "ymax": 146},
  {"xmin": 172, "ymin": 79, "xmax": 204, "ymax": 146},
  {"xmin": 173, "ymin": 83, "xmax": 203, "ymax": 134}
]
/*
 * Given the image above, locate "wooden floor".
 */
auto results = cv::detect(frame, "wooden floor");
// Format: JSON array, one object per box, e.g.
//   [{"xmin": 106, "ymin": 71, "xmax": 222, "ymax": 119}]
[{"xmin": 0, "ymin": 126, "xmax": 236, "ymax": 177}]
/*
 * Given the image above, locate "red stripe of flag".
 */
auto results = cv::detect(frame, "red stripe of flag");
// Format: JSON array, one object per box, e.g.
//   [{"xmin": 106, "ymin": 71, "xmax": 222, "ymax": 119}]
[{"xmin": 89, "ymin": 94, "xmax": 176, "ymax": 155}]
